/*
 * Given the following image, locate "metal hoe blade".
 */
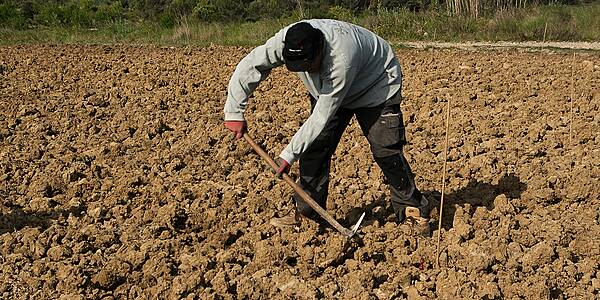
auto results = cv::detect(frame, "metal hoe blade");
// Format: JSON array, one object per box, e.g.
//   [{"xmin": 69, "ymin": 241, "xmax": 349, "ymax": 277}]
[{"xmin": 349, "ymin": 212, "xmax": 366, "ymax": 237}]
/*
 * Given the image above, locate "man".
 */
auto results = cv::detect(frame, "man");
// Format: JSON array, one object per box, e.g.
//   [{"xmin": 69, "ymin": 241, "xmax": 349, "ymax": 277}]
[{"xmin": 223, "ymin": 19, "xmax": 429, "ymax": 235}]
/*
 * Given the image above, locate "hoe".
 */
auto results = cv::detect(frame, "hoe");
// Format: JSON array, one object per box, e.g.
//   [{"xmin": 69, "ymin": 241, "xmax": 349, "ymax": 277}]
[{"xmin": 244, "ymin": 134, "xmax": 365, "ymax": 238}]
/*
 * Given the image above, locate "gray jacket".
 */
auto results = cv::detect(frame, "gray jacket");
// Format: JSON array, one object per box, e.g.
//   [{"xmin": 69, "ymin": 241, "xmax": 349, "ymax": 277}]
[{"xmin": 224, "ymin": 19, "xmax": 402, "ymax": 164}]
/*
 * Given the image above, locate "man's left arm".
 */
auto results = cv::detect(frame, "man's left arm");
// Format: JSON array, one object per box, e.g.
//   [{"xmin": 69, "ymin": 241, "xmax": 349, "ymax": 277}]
[
  {"xmin": 279, "ymin": 59, "xmax": 358, "ymax": 165},
  {"xmin": 223, "ymin": 31, "xmax": 287, "ymax": 139},
  {"xmin": 224, "ymin": 32, "xmax": 286, "ymax": 122}
]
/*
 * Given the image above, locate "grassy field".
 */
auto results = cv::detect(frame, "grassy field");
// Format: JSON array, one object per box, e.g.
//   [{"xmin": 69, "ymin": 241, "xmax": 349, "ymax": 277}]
[{"xmin": 0, "ymin": 3, "xmax": 599, "ymax": 46}]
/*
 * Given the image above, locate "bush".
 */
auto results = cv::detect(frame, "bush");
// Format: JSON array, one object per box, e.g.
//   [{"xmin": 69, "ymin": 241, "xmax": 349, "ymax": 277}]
[
  {"xmin": 328, "ymin": 5, "xmax": 354, "ymax": 22},
  {"xmin": 159, "ymin": 11, "xmax": 176, "ymax": 28},
  {"xmin": 192, "ymin": 0, "xmax": 217, "ymax": 21},
  {"xmin": 247, "ymin": 0, "xmax": 294, "ymax": 21},
  {"xmin": 0, "ymin": 0, "xmax": 127, "ymax": 28},
  {"xmin": 0, "ymin": 2, "xmax": 27, "ymax": 28}
]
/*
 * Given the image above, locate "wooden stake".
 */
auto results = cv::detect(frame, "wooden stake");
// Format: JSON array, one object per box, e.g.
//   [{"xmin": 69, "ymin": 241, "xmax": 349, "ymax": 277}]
[
  {"xmin": 436, "ymin": 95, "xmax": 451, "ymax": 268},
  {"xmin": 174, "ymin": 50, "xmax": 181, "ymax": 102},
  {"xmin": 570, "ymin": 53, "xmax": 575, "ymax": 147}
]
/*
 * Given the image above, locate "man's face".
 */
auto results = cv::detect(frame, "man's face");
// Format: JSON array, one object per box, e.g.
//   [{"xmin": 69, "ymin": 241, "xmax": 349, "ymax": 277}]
[
  {"xmin": 284, "ymin": 45, "xmax": 323, "ymax": 73},
  {"xmin": 306, "ymin": 47, "xmax": 323, "ymax": 73}
]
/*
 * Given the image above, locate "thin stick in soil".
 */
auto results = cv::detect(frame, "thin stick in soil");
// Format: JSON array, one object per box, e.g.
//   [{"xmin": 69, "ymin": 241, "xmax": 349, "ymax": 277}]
[{"xmin": 436, "ymin": 94, "xmax": 451, "ymax": 269}]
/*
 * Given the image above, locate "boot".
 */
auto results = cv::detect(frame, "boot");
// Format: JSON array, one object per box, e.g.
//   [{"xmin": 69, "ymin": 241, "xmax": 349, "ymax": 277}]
[
  {"xmin": 404, "ymin": 196, "xmax": 431, "ymax": 237},
  {"xmin": 270, "ymin": 208, "xmax": 301, "ymax": 228}
]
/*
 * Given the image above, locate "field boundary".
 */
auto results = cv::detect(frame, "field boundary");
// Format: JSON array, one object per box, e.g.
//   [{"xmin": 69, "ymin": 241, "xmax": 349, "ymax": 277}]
[{"xmin": 397, "ymin": 41, "xmax": 600, "ymax": 51}]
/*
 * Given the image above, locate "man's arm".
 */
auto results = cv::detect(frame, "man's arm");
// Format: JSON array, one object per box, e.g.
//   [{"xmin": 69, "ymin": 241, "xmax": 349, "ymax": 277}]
[
  {"xmin": 279, "ymin": 56, "xmax": 357, "ymax": 165},
  {"xmin": 224, "ymin": 31, "xmax": 286, "ymax": 121}
]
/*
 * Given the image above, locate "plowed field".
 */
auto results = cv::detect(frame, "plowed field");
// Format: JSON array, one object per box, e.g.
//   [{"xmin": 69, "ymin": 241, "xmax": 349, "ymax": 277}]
[{"xmin": 1, "ymin": 45, "xmax": 599, "ymax": 299}]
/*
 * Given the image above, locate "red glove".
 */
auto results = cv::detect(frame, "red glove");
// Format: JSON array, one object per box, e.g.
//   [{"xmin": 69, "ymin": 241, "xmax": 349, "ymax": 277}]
[
  {"xmin": 275, "ymin": 158, "xmax": 290, "ymax": 178},
  {"xmin": 224, "ymin": 120, "xmax": 247, "ymax": 139}
]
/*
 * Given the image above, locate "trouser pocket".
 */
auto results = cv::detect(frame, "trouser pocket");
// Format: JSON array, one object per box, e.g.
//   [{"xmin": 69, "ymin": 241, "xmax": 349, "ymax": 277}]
[{"xmin": 368, "ymin": 104, "xmax": 406, "ymax": 152}]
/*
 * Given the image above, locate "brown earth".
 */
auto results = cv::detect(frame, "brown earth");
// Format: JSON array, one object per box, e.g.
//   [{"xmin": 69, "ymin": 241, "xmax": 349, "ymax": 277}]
[{"xmin": 0, "ymin": 44, "xmax": 599, "ymax": 299}]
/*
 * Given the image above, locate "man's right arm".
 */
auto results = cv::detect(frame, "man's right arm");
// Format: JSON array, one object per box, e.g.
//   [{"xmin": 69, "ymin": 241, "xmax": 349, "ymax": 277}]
[{"xmin": 224, "ymin": 30, "xmax": 287, "ymax": 121}]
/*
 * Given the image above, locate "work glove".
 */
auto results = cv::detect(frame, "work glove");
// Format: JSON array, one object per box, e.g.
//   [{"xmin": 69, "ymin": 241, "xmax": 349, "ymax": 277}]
[
  {"xmin": 224, "ymin": 120, "xmax": 247, "ymax": 139},
  {"xmin": 275, "ymin": 157, "xmax": 290, "ymax": 178}
]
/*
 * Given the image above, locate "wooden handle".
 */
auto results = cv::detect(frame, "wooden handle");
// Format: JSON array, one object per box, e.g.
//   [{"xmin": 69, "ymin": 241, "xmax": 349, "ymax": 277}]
[{"xmin": 243, "ymin": 134, "xmax": 353, "ymax": 236}]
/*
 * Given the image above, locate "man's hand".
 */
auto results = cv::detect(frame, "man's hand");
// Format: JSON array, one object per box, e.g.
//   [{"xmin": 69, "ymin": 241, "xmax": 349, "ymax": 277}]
[
  {"xmin": 275, "ymin": 158, "xmax": 290, "ymax": 178},
  {"xmin": 224, "ymin": 120, "xmax": 247, "ymax": 139}
]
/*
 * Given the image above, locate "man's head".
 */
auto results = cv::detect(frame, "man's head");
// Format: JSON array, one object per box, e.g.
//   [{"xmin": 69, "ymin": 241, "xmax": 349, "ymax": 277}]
[{"xmin": 283, "ymin": 22, "xmax": 324, "ymax": 72}]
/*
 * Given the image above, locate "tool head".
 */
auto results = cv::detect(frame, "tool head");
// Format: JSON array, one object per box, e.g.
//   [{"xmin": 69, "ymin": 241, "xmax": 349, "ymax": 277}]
[{"xmin": 347, "ymin": 212, "xmax": 366, "ymax": 238}]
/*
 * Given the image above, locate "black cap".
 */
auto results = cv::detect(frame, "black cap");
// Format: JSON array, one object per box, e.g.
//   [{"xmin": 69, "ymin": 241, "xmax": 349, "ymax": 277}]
[{"xmin": 283, "ymin": 22, "xmax": 323, "ymax": 72}]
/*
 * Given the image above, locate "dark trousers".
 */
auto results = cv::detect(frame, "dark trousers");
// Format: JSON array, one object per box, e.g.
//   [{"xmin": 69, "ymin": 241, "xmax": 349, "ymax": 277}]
[{"xmin": 294, "ymin": 94, "xmax": 422, "ymax": 222}]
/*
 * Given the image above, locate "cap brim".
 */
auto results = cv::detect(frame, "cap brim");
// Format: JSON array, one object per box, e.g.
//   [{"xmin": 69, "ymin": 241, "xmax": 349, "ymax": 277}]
[{"xmin": 284, "ymin": 58, "xmax": 312, "ymax": 72}]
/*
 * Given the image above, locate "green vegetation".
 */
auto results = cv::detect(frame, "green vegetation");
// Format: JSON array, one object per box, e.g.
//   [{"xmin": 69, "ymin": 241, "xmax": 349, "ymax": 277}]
[
  {"xmin": 368, "ymin": 4, "xmax": 600, "ymax": 42},
  {"xmin": 0, "ymin": 0, "xmax": 598, "ymax": 45}
]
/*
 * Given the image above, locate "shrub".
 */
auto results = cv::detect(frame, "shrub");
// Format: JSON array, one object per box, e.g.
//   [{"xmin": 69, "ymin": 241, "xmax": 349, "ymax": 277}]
[
  {"xmin": 192, "ymin": 0, "xmax": 217, "ymax": 21},
  {"xmin": 0, "ymin": 2, "xmax": 27, "ymax": 28},
  {"xmin": 328, "ymin": 5, "xmax": 354, "ymax": 22}
]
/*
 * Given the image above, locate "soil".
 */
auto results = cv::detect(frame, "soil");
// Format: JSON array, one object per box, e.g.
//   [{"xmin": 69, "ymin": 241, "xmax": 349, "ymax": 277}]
[{"xmin": 0, "ymin": 44, "xmax": 599, "ymax": 299}]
